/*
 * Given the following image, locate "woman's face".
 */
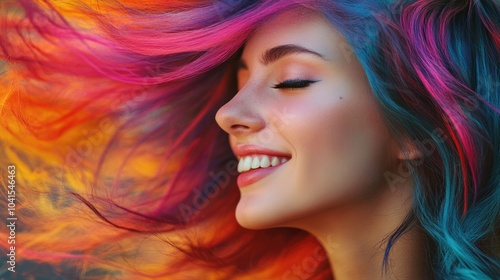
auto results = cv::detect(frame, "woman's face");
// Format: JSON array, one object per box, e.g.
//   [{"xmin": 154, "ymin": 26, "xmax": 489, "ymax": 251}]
[{"xmin": 215, "ymin": 9, "xmax": 401, "ymax": 230}]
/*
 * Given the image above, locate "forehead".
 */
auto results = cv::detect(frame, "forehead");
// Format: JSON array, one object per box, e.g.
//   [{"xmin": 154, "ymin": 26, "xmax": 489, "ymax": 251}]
[{"xmin": 241, "ymin": 8, "xmax": 346, "ymax": 62}]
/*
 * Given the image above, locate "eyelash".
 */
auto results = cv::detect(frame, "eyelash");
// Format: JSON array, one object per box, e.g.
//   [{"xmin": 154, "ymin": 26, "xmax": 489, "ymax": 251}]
[{"xmin": 272, "ymin": 79, "xmax": 318, "ymax": 89}]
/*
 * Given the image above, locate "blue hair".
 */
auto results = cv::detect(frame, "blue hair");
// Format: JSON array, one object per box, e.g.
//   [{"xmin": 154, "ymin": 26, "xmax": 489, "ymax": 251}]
[{"xmin": 314, "ymin": 0, "xmax": 500, "ymax": 278}]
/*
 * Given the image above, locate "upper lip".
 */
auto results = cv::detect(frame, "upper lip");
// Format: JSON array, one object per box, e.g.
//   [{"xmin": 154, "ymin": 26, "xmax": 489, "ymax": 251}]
[{"xmin": 232, "ymin": 144, "xmax": 292, "ymax": 160}]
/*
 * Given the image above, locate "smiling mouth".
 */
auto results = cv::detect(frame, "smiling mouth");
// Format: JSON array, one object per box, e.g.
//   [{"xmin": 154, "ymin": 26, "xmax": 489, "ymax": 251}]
[{"xmin": 237, "ymin": 154, "xmax": 290, "ymax": 173}]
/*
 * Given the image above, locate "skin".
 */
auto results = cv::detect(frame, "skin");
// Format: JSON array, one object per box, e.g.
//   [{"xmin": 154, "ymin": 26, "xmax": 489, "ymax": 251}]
[{"xmin": 215, "ymin": 8, "xmax": 431, "ymax": 280}]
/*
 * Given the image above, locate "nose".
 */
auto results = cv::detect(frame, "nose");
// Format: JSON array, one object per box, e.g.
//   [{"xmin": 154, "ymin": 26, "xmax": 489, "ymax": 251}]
[{"xmin": 215, "ymin": 88, "xmax": 265, "ymax": 137}]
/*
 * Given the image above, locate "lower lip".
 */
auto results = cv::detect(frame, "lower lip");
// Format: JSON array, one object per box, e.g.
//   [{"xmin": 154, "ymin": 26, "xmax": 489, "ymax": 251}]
[{"xmin": 237, "ymin": 163, "xmax": 287, "ymax": 188}]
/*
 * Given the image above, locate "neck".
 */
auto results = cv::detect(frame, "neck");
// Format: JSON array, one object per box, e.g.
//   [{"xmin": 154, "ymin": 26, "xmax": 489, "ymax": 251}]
[
  {"xmin": 319, "ymin": 222, "xmax": 432, "ymax": 280},
  {"xmin": 290, "ymin": 183, "xmax": 433, "ymax": 279}
]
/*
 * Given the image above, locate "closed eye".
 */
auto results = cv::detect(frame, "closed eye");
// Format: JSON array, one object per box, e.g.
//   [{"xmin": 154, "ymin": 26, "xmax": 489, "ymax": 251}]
[{"xmin": 272, "ymin": 79, "xmax": 319, "ymax": 89}]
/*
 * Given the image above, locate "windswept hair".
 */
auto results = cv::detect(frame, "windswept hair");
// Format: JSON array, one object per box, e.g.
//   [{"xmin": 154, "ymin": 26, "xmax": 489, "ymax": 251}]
[{"xmin": 0, "ymin": 0, "xmax": 499, "ymax": 279}]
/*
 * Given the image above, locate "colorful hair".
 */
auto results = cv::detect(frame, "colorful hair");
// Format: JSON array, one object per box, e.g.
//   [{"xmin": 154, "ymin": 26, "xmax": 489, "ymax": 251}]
[{"xmin": 1, "ymin": 0, "xmax": 499, "ymax": 279}]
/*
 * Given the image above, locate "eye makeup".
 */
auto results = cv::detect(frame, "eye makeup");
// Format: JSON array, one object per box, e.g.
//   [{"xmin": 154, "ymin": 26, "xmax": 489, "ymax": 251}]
[{"xmin": 272, "ymin": 79, "xmax": 319, "ymax": 89}]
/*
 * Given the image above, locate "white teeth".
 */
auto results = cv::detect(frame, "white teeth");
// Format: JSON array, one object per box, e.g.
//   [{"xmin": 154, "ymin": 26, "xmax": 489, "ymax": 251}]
[
  {"xmin": 271, "ymin": 157, "xmax": 280, "ymax": 166},
  {"xmin": 251, "ymin": 157, "xmax": 260, "ymax": 169},
  {"xmin": 260, "ymin": 155, "xmax": 271, "ymax": 168},
  {"xmin": 237, "ymin": 155, "xmax": 290, "ymax": 173},
  {"xmin": 237, "ymin": 159, "xmax": 243, "ymax": 173},
  {"xmin": 243, "ymin": 156, "xmax": 252, "ymax": 171}
]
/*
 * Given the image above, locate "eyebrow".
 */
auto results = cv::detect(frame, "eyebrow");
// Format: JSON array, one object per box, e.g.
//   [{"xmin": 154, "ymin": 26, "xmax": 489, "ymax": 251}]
[{"xmin": 237, "ymin": 44, "xmax": 325, "ymax": 69}]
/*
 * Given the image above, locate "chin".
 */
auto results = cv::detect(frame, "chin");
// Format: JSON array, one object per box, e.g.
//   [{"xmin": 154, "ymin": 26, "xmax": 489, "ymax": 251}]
[
  {"xmin": 235, "ymin": 203, "xmax": 302, "ymax": 230},
  {"xmin": 235, "ymin": 205, "xmax": 265, "ymax": 230},
  {"xmin": 235, "ymin": 203, "xmax": 281, "ymax": 230}
]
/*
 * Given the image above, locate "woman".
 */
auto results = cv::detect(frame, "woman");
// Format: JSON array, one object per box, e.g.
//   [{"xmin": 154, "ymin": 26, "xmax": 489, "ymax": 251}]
[{"xmin": 1, "ymin": 0, "xmax": 499, "ymax": 279}]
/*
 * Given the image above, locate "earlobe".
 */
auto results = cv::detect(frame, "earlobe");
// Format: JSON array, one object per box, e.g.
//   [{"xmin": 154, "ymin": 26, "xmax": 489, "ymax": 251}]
[{"xmin": 395, "ymin": 136, "xmax": 423, "ymax": 160}]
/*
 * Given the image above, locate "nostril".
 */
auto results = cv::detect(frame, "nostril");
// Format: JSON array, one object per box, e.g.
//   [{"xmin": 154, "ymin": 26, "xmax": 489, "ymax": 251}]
[{"xmin": 231, "ymin": 124, "xmax": 250, "ymax": 130}]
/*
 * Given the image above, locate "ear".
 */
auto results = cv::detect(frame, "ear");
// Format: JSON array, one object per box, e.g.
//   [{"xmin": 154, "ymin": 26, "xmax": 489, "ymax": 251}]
[{"xmin": 394, "ymin": 136, "xmax": 423, "ymax": 160}]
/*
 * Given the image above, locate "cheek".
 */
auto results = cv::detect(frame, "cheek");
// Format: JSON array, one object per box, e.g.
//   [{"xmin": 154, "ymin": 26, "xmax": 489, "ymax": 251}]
[{"xmin": 282, "ymin": 91, "xmax": 393, "ymax": 204}]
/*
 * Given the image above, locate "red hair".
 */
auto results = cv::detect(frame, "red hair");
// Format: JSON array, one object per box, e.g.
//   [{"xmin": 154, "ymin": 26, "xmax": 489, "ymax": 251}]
[{"xmin": 0, "ymin": 0, "xmax": 331, "ymax": 278}]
